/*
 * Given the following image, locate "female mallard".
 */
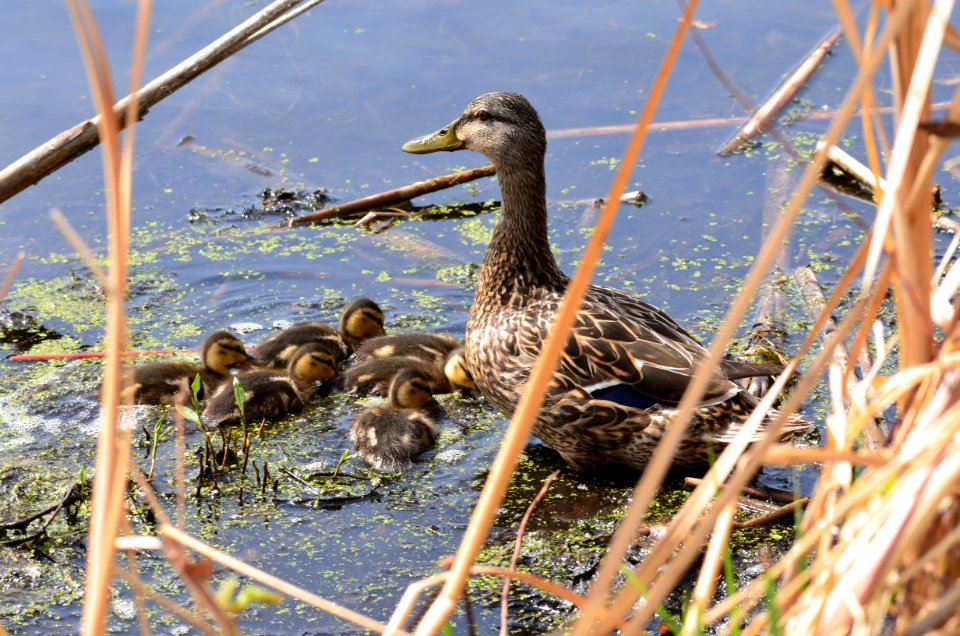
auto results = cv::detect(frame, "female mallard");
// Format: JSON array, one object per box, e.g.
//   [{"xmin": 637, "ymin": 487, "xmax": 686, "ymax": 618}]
[
  {"xmin": 350, "ymin": 367, "xmax": 439, "ymax": 472},
  {"xmin": 203, "ymin": 342, "xmax": 336, "ymax": 427},
  {"xmin": 253, "ymin": 297, "xmax": 384, "ymax": 368},
  {"xmin": 129, "ymin": 331, "xmax": 251, "ymax": 405},
  {"xmin": 402, "ymin": 91, "xmax": 808, "ymax": 472}
]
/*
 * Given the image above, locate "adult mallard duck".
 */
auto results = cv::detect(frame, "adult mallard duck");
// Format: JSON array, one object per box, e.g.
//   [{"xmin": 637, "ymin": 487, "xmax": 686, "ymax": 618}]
[
  {"xmin": 128, "ymin": 331, "xmax": 251, "ymax": 405},
  {"xmin": 253, "ymin": 297, "xmax": 385, "ymax": 368},
  {"xmin": 402, "ymin": 91, "xmax": 808, "ymax": 472},
  {"xmin": 350, "ymin": 367, "xmax": 439, "ymax": 472},
  {"xmin": 203, "ymin": 342, "xmax": 336, "ymax": 427}
]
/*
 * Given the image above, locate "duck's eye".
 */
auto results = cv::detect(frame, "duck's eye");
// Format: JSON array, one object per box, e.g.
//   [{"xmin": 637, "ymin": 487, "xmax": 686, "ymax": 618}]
[{"xmin": 475, "ymin": 110, "xmax": 490, "ymax": 122}]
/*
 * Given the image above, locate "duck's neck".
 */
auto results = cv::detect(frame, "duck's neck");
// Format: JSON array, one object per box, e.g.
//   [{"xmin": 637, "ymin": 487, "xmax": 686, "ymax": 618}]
[{"xmin": 476, "ymin": 159, "xmax": 567, "ymax": 307}]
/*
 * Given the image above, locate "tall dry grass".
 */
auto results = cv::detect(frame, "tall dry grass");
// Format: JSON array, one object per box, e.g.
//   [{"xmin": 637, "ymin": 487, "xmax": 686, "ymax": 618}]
[{"xmin": 67, "ymin": 0, "xmax": 960, "ymax": 634}]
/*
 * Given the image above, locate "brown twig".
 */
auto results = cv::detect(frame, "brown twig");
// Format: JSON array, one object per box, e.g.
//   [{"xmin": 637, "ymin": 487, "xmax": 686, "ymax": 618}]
[
  {"xmin": 500, "ymin": 470, "xmax": 559, "ymax": 636},
  {"xmin": 718, "ymin": 27, "xmax": 844, "ymax": 154},
  {"xmin": 683, "ymin": 477, "xmax": 801, "ymax": 505},
  {"xmin": 0, "ymin": 0, "xmax": 326, "ymax": 205},
  {"xmin": 0, "ymin": 482, "xmax": 87, "ymax": 546},
  {"xmin": 280, "ymin": 164, "xmax": 496, "ymax": 227},
  {"xmin": 731, "ymin": 498, "xmax": 809, "ymax": 529},
  {"xmin": 0, "ymin": 250, "xmax": 26, "ymax": 301}
]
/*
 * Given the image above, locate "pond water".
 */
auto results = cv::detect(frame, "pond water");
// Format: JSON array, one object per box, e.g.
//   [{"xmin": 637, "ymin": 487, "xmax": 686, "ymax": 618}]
[{"xmin": 2, "ymin": 0, "xmax": 959, "ymax": 633}]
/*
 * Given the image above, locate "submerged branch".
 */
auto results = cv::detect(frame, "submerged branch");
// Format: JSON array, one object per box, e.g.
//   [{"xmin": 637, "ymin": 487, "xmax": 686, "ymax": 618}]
[
  {"xmin": 280, "ymin": 164, "xmax": 496, "ymax": 227},
  {"xmin": 718, "ymin": 27, "xmax": 843, "ymax": 154},
  {"xmin": 0, "ymin": 0, "xmax": 326, "ymax": 205}
]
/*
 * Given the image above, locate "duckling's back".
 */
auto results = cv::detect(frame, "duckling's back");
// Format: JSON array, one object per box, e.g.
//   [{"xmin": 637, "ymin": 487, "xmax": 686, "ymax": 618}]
[{"xmin": 350, "ymin": 407, "xmax": 437, "ymax": 472}]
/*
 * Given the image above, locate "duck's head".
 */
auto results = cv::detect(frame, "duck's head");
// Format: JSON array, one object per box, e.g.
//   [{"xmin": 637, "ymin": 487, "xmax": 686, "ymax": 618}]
[
  {"xmin": 288, "ymin": 343, "xmax": 338, "ymax": 383},
  {"xmin": 443, "ymin": 347, "xmax": 477, "ymax": 391},
  {"xmin": 201, "ymin": 331, "xmax": 251, "ymax": 376},
  {"xmin": 402, "ymin": 92, "xmax": 545, "ymax": 169},
  {"xmin": 387, "ymin": 367, "xmax": 434, "ymax": 410},
  {"xmin": 340, "ymin": 297, "xmax": 385, "ymax": 342}
]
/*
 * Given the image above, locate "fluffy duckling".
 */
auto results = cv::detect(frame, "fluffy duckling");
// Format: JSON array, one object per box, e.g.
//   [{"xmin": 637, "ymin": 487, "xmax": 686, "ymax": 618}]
[
  {"xmin": 253, "ymin": 297, "xmax": 385, "ymax": 369},
  {"xmin": 343, "ymin": 344, "xmax": 475, "ymax": 397},
  {"xmin": 128, "ymin": 331, "xmax": 250, "ymax": 405},
  {"xmin": 350, "ymin": 368, "xmax": 438, "ymax": 472},
  {"xmin": 203, "ymin": 343, "xmax": 336, "ymax": 427},
  {"xmin": 338, "ymin": 297, "xmax": 387, "ymax": 353},
  {"xmin": 352, "ymin": 332, "xmax": 460, "ymax": 365}
]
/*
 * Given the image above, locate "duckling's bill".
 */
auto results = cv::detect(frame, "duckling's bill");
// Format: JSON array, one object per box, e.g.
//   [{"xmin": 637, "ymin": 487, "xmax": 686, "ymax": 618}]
[{"xmin": 401, "ymin": 120, "xmax": 464, "ymax": 154}]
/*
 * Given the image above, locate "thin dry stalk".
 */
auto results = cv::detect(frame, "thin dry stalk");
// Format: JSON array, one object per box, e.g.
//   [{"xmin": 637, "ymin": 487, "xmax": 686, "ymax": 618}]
[
  {"xmin": 413, "ymin": 4, "xmax": 699, "ymax": 634},
  {"xmin": 116, "ymin": 568, "xmax": 218, "ymax": 635},
  {"xmin": 681, "ymin": 503, "xmax": 735, "ymax": 635},
  {"xmin": 500, "ymin": 470, "xmax": 558, "ymax": 636},
  {"xmin": 0, "ymin": 250, "xmax": 25, "ymax": 301},
  {"xmin": 50, "ymin": 209, "xmax": 108, "ymax": 286},
  {"xmin": 387, "ymin": 566, "xmax": 586, "ymax": 634},
  {"xmin": 160, "ymin": 524, "xmax": 391, "ymax": 633},
  {"xmin": 72, "ymin": 0, "xmax": 146, "ymax": 631}
]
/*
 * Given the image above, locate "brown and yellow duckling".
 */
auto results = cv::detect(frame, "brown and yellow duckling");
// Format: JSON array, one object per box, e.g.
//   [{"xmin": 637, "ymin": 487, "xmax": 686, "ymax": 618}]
[
  {"xmin": 203, "ymin": 342, "xmax": 336, "ymax": 427},
  {"xmin": 127, "ymin": 331, "xmax": 251, "ymax": 405},
  {"xmin": 350, "ymin": 368, "xmax": 439, "ymax": 472},
  {"xmin": 352, "ymin": 332, "xmax": 460, "ymax": 365},
  {"xmin": 253, "ymin": 298, "xmax": 385, "ymax": 369},
  {"xmin": 343, "ymin": 345, "xmax": 475, "ymax": 397}
]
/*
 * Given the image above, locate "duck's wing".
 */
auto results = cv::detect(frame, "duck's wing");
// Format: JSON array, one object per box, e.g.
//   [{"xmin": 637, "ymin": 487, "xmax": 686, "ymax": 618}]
[{"xmin": 520, "ymin": 286, "xmax": 739, "ymax": 407}]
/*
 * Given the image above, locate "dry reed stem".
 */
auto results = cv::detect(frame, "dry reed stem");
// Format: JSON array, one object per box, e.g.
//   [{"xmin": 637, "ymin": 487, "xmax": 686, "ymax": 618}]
[
  {"xmin": 71, "ymin": 0, "xmax": 146, "ymax": 631},
  {"xmin": 411, "ymin": 3, "xmax": 698, "ymax": 634},
  {"xmin": 680, "ymin": 503, "xmax": 735, "ymax": 635},
  {"xmin": 0, "ymin": 250, "xmax": 25, "ymax": 301},
  {"xmin": 581, "ymin": 1, "xmax": 916, "ymax": 629},
  {"xmin": 50, "ymin": 209, "xmax": 109, "ymax": 287},
  {"xmin": 387, "ymin": 565, "xmax": 587, "ymax": 633},
  {"xmin": 862, "ymin": 0, "xmax": 951, "ymax": 368},
  {"xmin": 159, "ymin": 524, "xmax": 390, "ymax": 633},
  {"xmin": 501, "ymin": 470, "xmax": 558, "ymax": 636},
  {"xmin": 116, "ymin": 568, "xmax": 218, "ymax": 635}
]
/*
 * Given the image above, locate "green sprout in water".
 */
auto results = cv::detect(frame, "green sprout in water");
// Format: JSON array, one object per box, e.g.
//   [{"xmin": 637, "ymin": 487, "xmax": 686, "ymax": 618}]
[{"xmin": 621, "ymin": 564, "xmax": 682, "ymax": 634}]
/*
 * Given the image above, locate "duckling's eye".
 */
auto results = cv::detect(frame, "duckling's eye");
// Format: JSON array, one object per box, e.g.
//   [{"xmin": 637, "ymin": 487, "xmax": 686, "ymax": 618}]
[{"xmin": 475, "ymin": 110, "xmax": 490, "ymax": 122}]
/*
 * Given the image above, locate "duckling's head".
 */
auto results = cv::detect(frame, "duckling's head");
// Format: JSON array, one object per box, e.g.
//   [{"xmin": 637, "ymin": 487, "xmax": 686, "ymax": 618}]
[
  {"xmin": 288, "ymin": 343, "xmax": 338, "ymax": 383},
  {"xmin": 387, "ymin": 367, "xmax": 434, "ymax": 410},
  {"xmin": 340, "ymin": 297, "xmax": 385, "ymax": 341},
  {"xmin": 443, "ymin": 347, "xmax": 476, "ymax": 391},
  {"xmin": 402, "ymin": 92, "xmax": 545, "ymax": 170},
  {"xmin": 201, "ymin": 331, "xmax": 251, "ymax": 376}
]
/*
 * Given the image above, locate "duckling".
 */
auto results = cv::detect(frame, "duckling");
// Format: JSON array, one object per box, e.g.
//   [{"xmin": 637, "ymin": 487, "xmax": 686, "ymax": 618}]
[
  {"xmin": 253, "ymin": 297, "xmax": 385, "ymax": 368},
  {"xmin": 350, "ymin": 368, "xmax": 438, "ymax": 472},
  {"xmin": 343, "ymin": 344, "xmax": 475, "ymax": 397},
  {"xmin": 352, "ymin": 332, "xmax": 460, "ymax": 365},
  {"xmin": 443, "ymin": 347, "xmax": 477, "ymax": 392},
  {"xmin": 202, "ymin": 343, "xmax": 336, "ymax": 427},
  {"xmin": 339, "ymin": 297, "xmax": 387, "ymax": 353},
  {"xmin": 127, "ymin": 331, "xmax": 250, "ymax": 405}
]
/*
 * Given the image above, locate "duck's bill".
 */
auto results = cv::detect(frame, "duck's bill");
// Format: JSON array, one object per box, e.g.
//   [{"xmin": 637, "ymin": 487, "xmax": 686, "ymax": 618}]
[{"xmin": 401, "ymin": 119, "xmax": 464, "ymax": 153}]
